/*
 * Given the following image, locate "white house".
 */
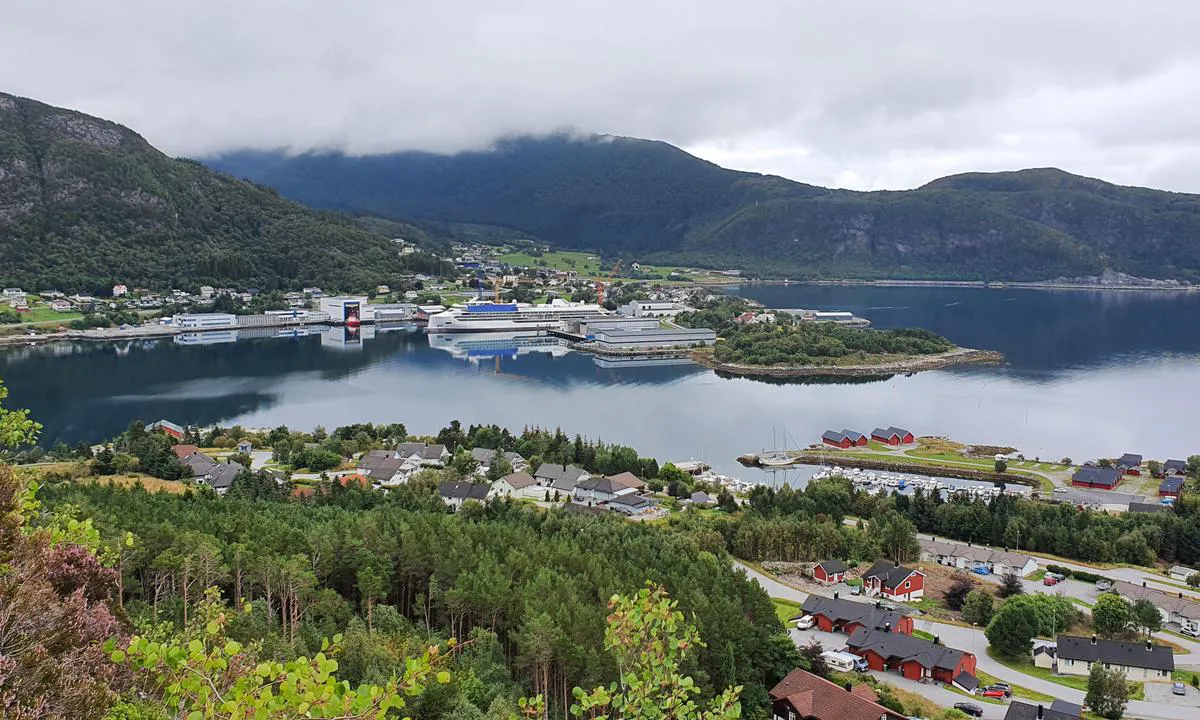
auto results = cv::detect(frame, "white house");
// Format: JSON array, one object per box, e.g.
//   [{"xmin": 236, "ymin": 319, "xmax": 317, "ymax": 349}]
[
  {"xmin": 1112, "ymin": 580, "xmax": 1200, "ymax": 633},
  {"xmin": 490, "ymin": 472, "xmax": 543, "ymax": 500},
  {"xmin": 50, "ymin": 299, "xmax": 73, "ymax": 312},
  {"xmin": 112, "ymin": 284, "xmax": 128, "ymax": 297},
  {"xmin": 620, "ymin": 300, "xmax": 690, "ymax": 318},
  {"xmin": 919, "ymin": 537, "xmax": 1039, "ymax": 577},
  {"xmin": 574, "ymin": 476, "xmax": 639, "ymax": 504},
  {"xmin": 438, "ymin": 482, "xmax": 488, "ymax": 511},
  {"xmin": 1168, "ymin": 566, "xmax": 1198, "ymax": 583},
  {"xmin": 1052, "ymin": 635, "xmax": 1173, "ymax": 682}
]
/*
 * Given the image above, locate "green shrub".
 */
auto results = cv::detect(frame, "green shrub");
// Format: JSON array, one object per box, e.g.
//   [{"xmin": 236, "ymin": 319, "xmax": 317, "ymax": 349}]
[{"xmin": 1046, "ymin": 564, "xmax": 1074, "ymax": 578}]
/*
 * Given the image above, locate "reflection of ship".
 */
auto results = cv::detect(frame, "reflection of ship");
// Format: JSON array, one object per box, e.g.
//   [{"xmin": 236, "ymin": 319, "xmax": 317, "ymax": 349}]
[
  {"xmin": 427, "ymin": 299, "xmax": 606, "ymax": 332},
  {"xmin": 593, "ymin": 356, "xmax": 696, "ymax": 368},
  {"xmin": 427, "ymin": 331, "xmax": 569, "ymax": 362},
  {"xmin": 175, "ymin": 330, "xmax": 239, "ymax": 345}
]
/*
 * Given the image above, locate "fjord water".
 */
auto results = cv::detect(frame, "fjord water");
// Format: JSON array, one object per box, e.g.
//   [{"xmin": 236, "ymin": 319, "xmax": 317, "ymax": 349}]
[{"xmin": 3, "ymin": 286, "xmax": 1199, "ymax": 476}]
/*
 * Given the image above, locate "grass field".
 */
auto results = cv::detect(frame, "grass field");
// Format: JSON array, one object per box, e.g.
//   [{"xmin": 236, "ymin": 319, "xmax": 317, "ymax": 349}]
[
  {"xmin": 88, "ymin": 473, "xmax": 191, "ymax": 494},
  {"xmin": 983, "ymin": 648, "xmax": 1147, "ymax": 698},
  {"xmin": 500, "ymin": 250, "xmax": 603, "ymax": 275},
  {"xmin": 772, "ymin": 597, "xmax": 804, "ymax": 624}
]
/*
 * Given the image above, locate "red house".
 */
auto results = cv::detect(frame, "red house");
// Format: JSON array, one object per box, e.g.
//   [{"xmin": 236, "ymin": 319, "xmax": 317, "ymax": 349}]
[
  {"xmin": 769, "ymin": 668, "xmax": 907, "ymax": 720},
  {"xmin": 1159, "ymin": 477, "xmax": 1184, "ymax": 498},
  {"xmin": 821, "ymin": 429, "xmax": 867, "ymax": 448},
  {"xmin": 149, "ymin": 419, "xmax": 185, "ymax": 440},
  {"xmin": 1117, "ymin": 453, "xmax": 1143, "ymax": 476},
  {"xmin": 813, "ymin": 559, "xmax": 847, "ymax": 585},
  {"xmin": 870, "ymin": 427, "xmax": 914, "ymax": 445},
  {"xmin": 799, "ymin": 595, "xmax": 914, "ymax": 636},
  {"xmin": 1072, "ymin": 466, "xmax": 1121, "ymax": 489},
  {"xmin": 862, "ymin": 560, "xmax": 924, "ymax": 601},
  {"xmin": 846, "ymin": 627, "xmax": 977, "ymax": 689}
]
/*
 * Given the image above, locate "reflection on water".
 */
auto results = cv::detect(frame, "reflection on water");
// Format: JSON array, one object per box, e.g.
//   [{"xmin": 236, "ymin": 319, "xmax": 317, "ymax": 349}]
[{"xmin": 3, "ymin": 287, "xmax": 1199, "ymax": 477}]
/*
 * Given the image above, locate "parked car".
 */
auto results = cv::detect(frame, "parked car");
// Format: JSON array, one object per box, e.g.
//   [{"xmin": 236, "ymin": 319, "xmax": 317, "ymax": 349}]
[
  {"xmin": 877, "ymin": 600, "xmax": 896, "ymax": 611},
  {"xmin": 1181, "ymin": 627, "xmax": 1200, "ymax": 638},
  {"xmin": 984, "ymin": 683, "xmax": 1012, "ymax": 697},
  {"xmin": 1096, "ymin": 579, "xmax": 1113, "ymax": 591},
  {"xmin": 1043, "ymin": 576, "xmax": 1061, "ymax": 586},
  {"xmin": 971, "ymin": 566, "xmax": 991, "ymax": 576},
  {"xmin": 953, "ymin": 701, "xmax": 984, "ymax": 717},
  {"xmin": 849, "ymin": 584, "xmax": 862, "ymax": 595},
  {"xmin": 981, "ymin": 688, "xmax": 1008, "ymax": 699},
  {"xmin": 1173, "ymin": 682, "xmax": 1187, "ymax": 696},
  {"xmin": 1052, "ymin": 486, "xmax": 1067, "ymax": 493},
  {"xmin": 794, "ymin": 614, "xmax": 815, "ymax": 630}
]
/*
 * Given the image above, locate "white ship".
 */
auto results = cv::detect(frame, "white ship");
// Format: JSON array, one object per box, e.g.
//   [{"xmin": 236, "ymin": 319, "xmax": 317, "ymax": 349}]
[
  {"xmin": 427, "ymin": 331, "xmax": 571, "ymax": 361},
  {"xmin": 426, "ymin": 299, "xmax": 607, "ymax": 332}
]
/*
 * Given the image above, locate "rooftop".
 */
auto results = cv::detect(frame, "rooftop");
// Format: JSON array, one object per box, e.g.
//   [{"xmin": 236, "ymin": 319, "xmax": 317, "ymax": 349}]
[
  {"xmin": 1054, "ymin": 634, "xmax": 1173, "ymax": 672},
  {"xmin": 1072, "ymin": 466, "xmax": 1121, "ymax": 487},
  {"xmin": 768, "ymin": 668, "xmax": 906, "ymax": 720},
  {"xmin": 801, "ymin": 595, "xmax": 905, "ymax": 631},
  {"xmin": 862, "ymin": 560, "xmax": 920, "ymax": 590},
  {"xmin": 847, "ymin": 627, "xmax": 969, "ymax": 671}
]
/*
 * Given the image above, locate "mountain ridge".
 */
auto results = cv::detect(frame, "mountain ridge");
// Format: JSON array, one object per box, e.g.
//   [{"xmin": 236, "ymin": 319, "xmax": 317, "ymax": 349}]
[
  {"xmin": 210, "ymin": 136, "xmax": 1200, "ymax": 282},
  {"xmin": 0, "ymin": 91, "xmax": 444, "ymax": 292}
]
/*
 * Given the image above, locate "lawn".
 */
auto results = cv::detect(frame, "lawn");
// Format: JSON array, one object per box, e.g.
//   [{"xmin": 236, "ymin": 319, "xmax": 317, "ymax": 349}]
[
  {"xmin": 500, "ymin": 250, "xmax": 603, "ymax": 275},
  {"xmin": 984, "ymin": 648, "xmax": 1146, "ymax": 698},
  {"xmin": 974, "ymin": 668, "xmax": 1055, "ymax": 703},
  {"xmin": 773, "ymin": 597, "xmax": 805, "ymax": 624},
  {"xmin": 912, "ymin": 629, "xmax": 936, "ymax": 641}
]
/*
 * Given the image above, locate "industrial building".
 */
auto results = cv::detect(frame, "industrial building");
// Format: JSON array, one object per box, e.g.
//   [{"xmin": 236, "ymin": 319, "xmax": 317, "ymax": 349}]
[
  {"xmin": 573, "ymin": 316, "xmax": 660, "ymax": 337},
  {"xmin": 371, "ymin": 303, "xmax": 419, "ymax": 322},
  {"xmin": 319, "ymin": 297, "xmax": 370, "ymax": 325},
  {"xmin": 619, "ymin": 300, "xmax": 690, "ymax": 318},
  {"xmin": 591, "ymin": 327, "xmax": 715, "ymax": 350},
  {"xmin": 174, "ymin": 313, "xmax": 237, "ymax": 329}
]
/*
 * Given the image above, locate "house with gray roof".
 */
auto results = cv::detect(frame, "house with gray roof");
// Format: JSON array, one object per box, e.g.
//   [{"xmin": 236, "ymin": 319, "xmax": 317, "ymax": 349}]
[
  {"xmin": 438, "ymin": 481, "xmax": 488, "ymax": 511},
  {"xmin": 533, "ymin": 463, "xmax": 589, "ymax": 490},
  {"xmin": 1003, "ymin": 700, "xmax": 1080, "ymax": 720},
  {"xmin": 919, "ymin": 536, "xmax": 1038, "ymax": 577},
  {"xmin": 606, "ymin": 494, "xmax": 658, "ymax": 516},
  {"xmin": 1053, "ymin": 634, "xmax": 1173, "ymax": 681},
  {"xmin": 490, "ymin": 472, "xmax": 543, "ymax": 500},
  {"xmin": 1164, "ymin": 459, "xmax": 1188, "ymax": 476},
  {"xmin": 575, "ymin": 475, "xmax": 638, "ymax": 503},
  {"xmin": 1111, "ymin": 580, "xmax": 1200, "ymax": 633},
  {"xmin": 846, "ymin": 627, "xmax": 976, "ymax": 689}
]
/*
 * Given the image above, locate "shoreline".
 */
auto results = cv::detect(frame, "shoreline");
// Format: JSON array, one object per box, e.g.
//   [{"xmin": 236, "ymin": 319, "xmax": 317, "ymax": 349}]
[
  {"xmin": 730, "ymin": 278, "xmax": 1197, "ymax": 292},
  {"xmin": 691, "ymin": 347, "xmax": 1003, "ymax": 379},
  {"xmin": 736, "ymin": 452, "xmax": 1038, "ymax": 489}
]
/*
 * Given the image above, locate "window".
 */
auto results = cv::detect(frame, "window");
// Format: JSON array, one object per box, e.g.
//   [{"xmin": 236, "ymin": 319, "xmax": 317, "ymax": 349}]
[{"xmin": 905, "ymin": 581, "xmax": 911, "ymax": 588}]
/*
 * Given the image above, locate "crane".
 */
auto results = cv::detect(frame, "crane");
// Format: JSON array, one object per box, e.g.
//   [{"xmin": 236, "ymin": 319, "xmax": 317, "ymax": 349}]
[
  {"xmin": 595, "ymin": 260, "xmax": 622, "ymax": 305},
  {"xmin": 494, "ymin": 275, "xmax": 503, "ymax": 302}
]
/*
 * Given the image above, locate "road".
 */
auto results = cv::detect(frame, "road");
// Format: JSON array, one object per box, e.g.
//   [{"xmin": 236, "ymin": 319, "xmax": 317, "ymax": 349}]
[{"xmin": 734, "ymin": 562, "xmax": 1200, "ymax": 720}]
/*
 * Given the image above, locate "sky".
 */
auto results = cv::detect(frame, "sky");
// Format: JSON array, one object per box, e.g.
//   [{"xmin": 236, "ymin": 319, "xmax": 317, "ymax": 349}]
[{"xmin": 3, "ymin": 1, "xmax": 1200, "ymax": 192}]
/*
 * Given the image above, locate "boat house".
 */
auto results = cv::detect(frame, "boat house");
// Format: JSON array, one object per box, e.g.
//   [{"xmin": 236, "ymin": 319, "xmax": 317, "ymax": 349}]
[
  {"xmin": 821, "ymin": 429, "xmax": 868, "ymax": 449},
  {"xmin": 1071, "ymin": 466, "xmax": 1121, "ymax": 489},
  {"xmin": 870, "ymin": 427, "xmax": 914, "ymax": 445}
]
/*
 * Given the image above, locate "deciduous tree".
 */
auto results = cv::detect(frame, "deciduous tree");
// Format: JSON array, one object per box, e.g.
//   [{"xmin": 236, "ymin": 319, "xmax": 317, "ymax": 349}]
[{"xmin": 1085, "ymin": 664, "xmax": 1129, "ymax": 719}]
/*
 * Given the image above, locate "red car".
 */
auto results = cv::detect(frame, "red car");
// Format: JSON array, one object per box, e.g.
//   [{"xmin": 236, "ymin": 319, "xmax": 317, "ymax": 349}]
[
  {"xmin": 1043, "ymin": 576, "xmax": 1060, "ymax": 586},
  {"xmin": 981, "ymin": 688, "xmax": 1008, "ymax": 699}
]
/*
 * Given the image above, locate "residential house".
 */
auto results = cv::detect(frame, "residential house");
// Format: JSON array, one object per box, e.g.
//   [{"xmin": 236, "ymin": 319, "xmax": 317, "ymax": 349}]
[
  {"xmin": 1052, "ymin": 635, "xmax": 1173, "ymax": 682},
  {"xmin": 812, "ymin": 560, "xmax": 847, "ymax": 586},
  {"xmin": 1163, "ymin": 459, "xmax": 1188, "ymax": 476},
  {"xmin": 687, "ymin": 490, "xmax": 716, "ymax": 506},
  {"xmin": 1169, "ymin": 566, "xmax": 1198, "ymax": 583},
  {"xmin": 1111, "ymin": 580, "xmax": 1200, "ymax": 633},
  {"xmin": 1071, "ymin": 466, "xmax": 1121, "ymax": 489},
  {"xmin": 861, "ymin": 561, "xmax": 925, "ymax": 601},
  {"xmin": 574, "ymin": 476, "xmax": 639, "ymax": 503},
  {"xmin": 606, "ymin": 494, "xmax": 658, "ymax": 516},
  {"xmin": 919, "ymin": 537, "xmax": 1039, "ymax": 577},
  {"xmin": 1032, "ymin": 644, "xmax": 1056, "ymax": 669},
  {"xmin": 189, "ymin": 458, "xmax": 244, "ymax": 495},
  {"xmin": 606, "ymin": 471, "xmax": 647, "ymax": 493},
  {"xmin": 562, "ymin": 502, "xmax": 608, "ymax": 517},
  {"xmin": 821, "ymin": 430, "xmax": 868, "ymax": 449},
  {"xmin": 395, "ymin": 443, "xmax": 449, "ymax": 468},
  {"xmin": 767, "ymin": 668, "xmax": 906, "ymax": 720},
  {"xmin": 50, "ymin": 299, "xmax": 73, "ymax": 312},
  {"xmin": 533, "ymin": 463, "xmax": 589, "ymax": 493},
  {"xmin": 236, "ymin": 440, "xmax": 253, "ymax": 453},
  {"xmin": 870, "ymin": 427, "xmax": 914, "ymax": 445},
  {"xmin": 846, "ymin": 627, "xmax": 977, "ymax": 688},
  {"xmin": 112, "ymin": 284, "xmax": 128, "ymax": 297},
  {"xmin": 1003, "ymin": 701, "xmax": 1081, "ymax": 720},
  {"xmin": 438, "ymin": 482, "xmax": 488, "ymax": 511},
  {"xmin": 1159, "ymin": 476, "xmax": 1184, "ymax": 498},
  {"xmin": 1117, "ymin": 453, "xmax": 1143, "ymax": 475},
  {"xmin": 799, "ymin": 595, "xmax": 912, "ymax": 635},
  {"xmin": 171, "ymin": 444, "xmax": 199, "ymax": 460},
  {"xmin": 356, "ymin": 451, "xmax": 406, "ymax": 486},
  {"xmin": 490, "ymin": 472, "xmax": 543, "ymax": 500}
]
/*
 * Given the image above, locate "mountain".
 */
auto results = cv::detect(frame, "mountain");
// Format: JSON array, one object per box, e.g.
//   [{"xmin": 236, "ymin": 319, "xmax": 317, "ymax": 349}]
[
  {"xmin": 0, "ymin": 91, "xmax": 444, "ymax": 292},
  {"xmin": 210, "ymin": 137, "xmax": 1200, "ymax": 282}
]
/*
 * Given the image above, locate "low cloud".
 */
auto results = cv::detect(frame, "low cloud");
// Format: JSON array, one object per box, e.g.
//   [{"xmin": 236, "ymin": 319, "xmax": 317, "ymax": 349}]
[{"xmin": 4, "ymin": 1, "xmax": 1199, "ymax": 191}]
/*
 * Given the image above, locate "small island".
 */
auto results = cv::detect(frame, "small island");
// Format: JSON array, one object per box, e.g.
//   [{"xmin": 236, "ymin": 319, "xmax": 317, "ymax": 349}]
[{"xmin": 677, "ymin": 298, "xmax": 1002, "ymax": 378}]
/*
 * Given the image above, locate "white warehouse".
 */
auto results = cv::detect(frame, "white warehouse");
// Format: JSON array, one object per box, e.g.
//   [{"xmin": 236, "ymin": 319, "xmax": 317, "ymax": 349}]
[{"xmin": 174, "ymin": 313, "xmax": 237, "ymax": 329}]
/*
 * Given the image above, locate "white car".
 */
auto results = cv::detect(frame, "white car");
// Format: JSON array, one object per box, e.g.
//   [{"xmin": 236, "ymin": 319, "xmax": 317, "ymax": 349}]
[
  {"xmin": 1052, "ymin": 487, "xmax": 1068, "ymax": 493},
  {"xmin": 794, "ymin": 615, "xmax": 816, "ymax": 630}
]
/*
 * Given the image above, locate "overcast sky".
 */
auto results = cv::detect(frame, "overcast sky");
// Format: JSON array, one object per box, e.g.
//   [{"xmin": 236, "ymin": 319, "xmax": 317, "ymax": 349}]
[{"xmin": 4, "ymin": 1, "xmax": 1200, "ymax": 192}]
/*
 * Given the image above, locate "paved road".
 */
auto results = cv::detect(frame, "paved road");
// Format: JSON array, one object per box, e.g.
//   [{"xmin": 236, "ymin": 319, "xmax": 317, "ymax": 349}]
[
  {"xmin": 249, "ymin": 450, "xmax": 272, "ymax": 470},
  {"xmin": 735, "ymin": 562, "xmax": 1200, "ymax": 720}
]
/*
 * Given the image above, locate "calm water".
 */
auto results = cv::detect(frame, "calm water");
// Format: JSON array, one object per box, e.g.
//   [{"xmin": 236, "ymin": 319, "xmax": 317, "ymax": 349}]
[{"xmin": 3, "ymin": 286, "xmax": 1200, "ymax": 477}]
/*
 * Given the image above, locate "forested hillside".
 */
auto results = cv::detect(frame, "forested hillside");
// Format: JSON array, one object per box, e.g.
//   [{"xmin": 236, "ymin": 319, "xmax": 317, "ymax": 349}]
[
  {"xmin": 210, "ymin": 137, "xmax": 1200, "ymax": 282},
  {"xmin": 0, "ymin": 91, "xmax": 446, "ymax": 292}
]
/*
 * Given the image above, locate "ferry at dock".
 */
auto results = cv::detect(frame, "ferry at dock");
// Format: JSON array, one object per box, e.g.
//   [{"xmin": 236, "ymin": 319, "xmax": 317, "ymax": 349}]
[{"xmin": 426, "ymin": 299, "xmax": 607, "ymax": 332}]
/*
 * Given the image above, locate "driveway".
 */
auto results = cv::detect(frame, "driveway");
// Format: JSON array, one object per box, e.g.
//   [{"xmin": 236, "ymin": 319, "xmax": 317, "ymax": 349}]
[
  {"xmin": 249, "ymin": 450, "xmax": 273, "ymax": 470},
  {"xmin": 737, "ymin": 562, "xmax": 1200, "ymax": 720},
  {"xmin": 1144, "ymin": 682, "xmax": 1200, "ymax": 708}
]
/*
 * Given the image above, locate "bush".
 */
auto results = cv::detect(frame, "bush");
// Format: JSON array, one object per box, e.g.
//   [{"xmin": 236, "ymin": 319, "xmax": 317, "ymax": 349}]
[
  {"xmin": 1046, "ymin": 564, "xmax": 1074, "ymax": 578},
  {"xmin": 1072, "ymin": 570, "xmax": 1103, "ymax": 583}
]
